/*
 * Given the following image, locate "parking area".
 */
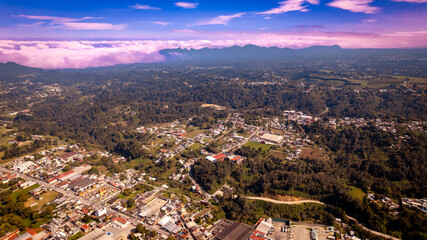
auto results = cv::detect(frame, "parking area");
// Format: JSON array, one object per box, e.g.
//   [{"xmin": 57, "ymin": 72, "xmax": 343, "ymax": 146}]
[{"xmin": 272, "ymin": 222, "xmax": 333, "ymax": 240}]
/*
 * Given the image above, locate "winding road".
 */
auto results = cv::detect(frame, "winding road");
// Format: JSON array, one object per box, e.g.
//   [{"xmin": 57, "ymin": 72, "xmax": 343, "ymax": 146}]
[{"xmin": 245, "ymin": 196, "xmax": 324, "ymax": 205}]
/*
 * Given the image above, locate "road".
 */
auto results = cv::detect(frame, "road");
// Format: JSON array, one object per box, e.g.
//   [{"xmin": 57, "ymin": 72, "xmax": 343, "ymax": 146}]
[
  {"xmin": 245, "ymin": 196, "xmax": 324, "ymax": 205},
  {"xmin": 346, "ymin": 215, "xmax": 400, "ymax": 240},
  {"xmin": 221, "ymin": 126, "xmax": 260, "ymax": 152}
]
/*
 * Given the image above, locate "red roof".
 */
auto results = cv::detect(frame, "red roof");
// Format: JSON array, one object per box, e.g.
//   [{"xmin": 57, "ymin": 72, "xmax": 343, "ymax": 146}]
[
  {"xmin": 55, "ymin": 170, "xmax": 74, "ymax": 180},
  {"xmin": 213, "ymin": 153, "xmax": 227, "ymax": 160},
  {"xmin": 81, "ymin": 224, "xmax": 90, "ymax": 231},
  {"xmin": 26, "ymin": 229, "xmax": 37, "ymax": 236},
  {"xmin": 112, "ymin": 217, "xmax": 127, "ymax": 225}
]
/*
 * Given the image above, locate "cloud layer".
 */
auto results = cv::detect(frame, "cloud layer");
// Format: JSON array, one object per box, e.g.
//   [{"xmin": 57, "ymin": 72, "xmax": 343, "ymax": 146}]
[{"xmin": 1, "ymin": 29, "xmax": 427, "ymax": 69}]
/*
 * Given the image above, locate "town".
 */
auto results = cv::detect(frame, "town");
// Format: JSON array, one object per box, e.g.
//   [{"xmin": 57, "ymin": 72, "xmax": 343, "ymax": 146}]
[{"xmin": 1, "ymin": 106, "xmax": 424, "ymax": 240}]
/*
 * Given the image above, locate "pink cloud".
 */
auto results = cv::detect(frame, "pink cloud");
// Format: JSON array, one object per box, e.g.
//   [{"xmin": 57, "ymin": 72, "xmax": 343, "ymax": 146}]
[
  {"xmin": 151, "ymin": 21, "xmax": 171, "ymax": 26},
  {"xmin": 61, "ymin": 23, "xmax": 126, "ymax": 30},
  {"xmin": 327, "ymin": 0, "xmax": 380, "ymax": 14},
  {"xmin": 258, "ymin": 0, "xmax": 320, "ymax": 15},
  {"xmin": 194, "ymin": 13, "xmax": 245, "ymax": 26},
  {"xmin": 173, "ymin": 29, "xmax": 199, "ymax": 33},
  {"xmin": 129, "ymin": 4, "xmax": 161, "ymax": 10},
  {"xmin": 13, "ymin": 15, "xmax": 100, "ymax": 23},
  {"xmin": 13, "ymin": 14, "xmax": 124, "ymax": 31},
  {"xmin": 0, "ymin": 29, "xmax": 426, "ymax": 69},
  {"xmin": 175, "ymin": 2, "xmax": 199, "ymax": 9}
]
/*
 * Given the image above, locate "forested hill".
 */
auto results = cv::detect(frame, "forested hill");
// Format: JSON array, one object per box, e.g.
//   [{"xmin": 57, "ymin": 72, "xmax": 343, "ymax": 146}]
[{"xmin": 160, "ymin": 44, "xmax": 427, "ymax": 62}]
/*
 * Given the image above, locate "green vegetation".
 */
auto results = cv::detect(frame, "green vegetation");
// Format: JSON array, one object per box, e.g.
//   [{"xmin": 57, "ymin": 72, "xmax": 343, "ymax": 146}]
[
  {"xmin": 187, "ymin": 143, "xmax": 204, "ymax": 150},
  {"xmin": 348, "ymin": 186, "xmax": 365, "ymax": 201},
  {"xmin": 10, "ymin": 184, "xmax": 40, "ymax": 201},
  {"xmin": 244, "ymin": 141, "xmax": 271, "ymax": 152},
  {"xmin": 0, "ymin": 183, "xmax": 55, "ymax": 236}
]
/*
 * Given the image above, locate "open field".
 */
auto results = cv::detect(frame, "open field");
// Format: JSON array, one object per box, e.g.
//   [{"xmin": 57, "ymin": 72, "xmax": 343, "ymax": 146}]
[
  {"xmin": 299, "ymin": 147, "xmax": 329, "ymax": 161},
  {"xmin": 187, "ymin": 143, "xmax": 204, "ymax": 150},
  {"xmin": 25, "ymin": 190, "xmax": 59, "ymax": 208},
  {"xmin": 269, "ymin": 150, "xmax": 287, "ymax": 160},
  {"xmin": 10, "ymin": 184, "xmax": 40, "ymax": 201},
  {"xmin": 186, "ymin": 128, "xmax": 206, "ymax": 138},
  {"xmin": 244, "ymin": 141, "xmax": 271, "ymax": 152}
]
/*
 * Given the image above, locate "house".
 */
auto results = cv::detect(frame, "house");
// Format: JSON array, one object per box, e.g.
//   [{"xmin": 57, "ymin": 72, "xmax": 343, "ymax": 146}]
[
  {"xmin": 0, "ymin": 229, "xmax": 19, "ymax": 240},
  {"xmin": 94, "ymin": 207, "xmax": 107, "ymax": 217},
  {"xmin": 81, "ymin": 224, "xmax": 91, "ymax": 233},
  {"xmin": 206, "ymin": 153, "xmax": 227, "ymax": 162},
  {"xmin": 111, "ymin": 217, "xmax": 128, "ymax": 228}
]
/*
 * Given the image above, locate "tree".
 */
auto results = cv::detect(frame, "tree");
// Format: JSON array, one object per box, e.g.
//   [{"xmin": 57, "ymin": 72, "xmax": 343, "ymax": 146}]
[
  {"xmin": 127, "ymin": 199, "xmax": 136, "ymax": 208},
  {"xmin": 81, "ymin": 214, "xmax": 92, "ymax": 224}
]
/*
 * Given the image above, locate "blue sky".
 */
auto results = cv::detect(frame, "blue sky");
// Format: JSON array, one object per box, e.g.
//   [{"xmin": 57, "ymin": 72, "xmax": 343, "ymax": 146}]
[
  {"xmin": 0, "ymin": 0, "xmax": 426, "ymax": 68},
  {"xmin": 1, "ymin": 0, "xmax": 426, "ymax": 39}
]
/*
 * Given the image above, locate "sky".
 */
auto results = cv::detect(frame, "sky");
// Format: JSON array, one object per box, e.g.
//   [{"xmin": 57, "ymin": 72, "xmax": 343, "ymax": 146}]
[{"xmin": 0, "ymin": 0, "xmax": 427, "ymax": 68}]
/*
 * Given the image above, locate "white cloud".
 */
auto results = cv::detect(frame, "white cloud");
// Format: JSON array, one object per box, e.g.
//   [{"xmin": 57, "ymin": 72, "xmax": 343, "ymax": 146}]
[
  {"xmin": 13, "ymin": 14, "xmax": 124, "ymax": 30},
  {"xmin": 327, "ymin": 0, "xmax": 380, "ymax": 14},
  {"xmin": 61, "ymin": 23, "xmax": 127, "ymax": 30},
  {"xmin": 175, "ymin": 2, "xmax": 199, "ymax": 9},
  {"xmin": 151, "ymin": 21, "xmax": 171, "ymax": 26},
  {"xmin": 258, "ymin": 0, "xmax": 319, "ymax": 15},
  {"xmin": 129, "ymin": 4, "xmax": 161, "ymax": 10},
  {"xmin": 194, "ymin": 13, "xmax": 245, "ymax": 26},
  {"xmin": 14, "ymin": 15, "xmax": 102, "ymax": 23}
]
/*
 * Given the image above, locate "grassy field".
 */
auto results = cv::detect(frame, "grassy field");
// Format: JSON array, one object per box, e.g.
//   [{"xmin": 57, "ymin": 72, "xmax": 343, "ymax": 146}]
[
  {"xmin": 187, "ymin": 143, "xmax": 204, "ymax": 150},
  {"xmin": 186, "ymin": 127, "xmax": 206, "ymax": 138},
  {"xmin": 348, "ymin": 186, "xmax": 365, "ymax": 201},
  {"xmin": 0, "ymin": 126, "xmax": 14, "ymax": 145},
  {"xmin": 244, "ymin": 141, "xmax": 271, "ymax": 152},
  {"xmin": 25, "ymin": 191, "xmax": 59, "ymax": 209},
  {"xmin": 10, "ymin": 184, "xmax": 40, "ymax": 201}
]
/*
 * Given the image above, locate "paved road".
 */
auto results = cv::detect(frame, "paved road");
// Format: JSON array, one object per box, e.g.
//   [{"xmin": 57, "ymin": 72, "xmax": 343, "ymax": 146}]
[{"xmin": 245, "ymin": 196, "xmax": 324, "ymax": 205}]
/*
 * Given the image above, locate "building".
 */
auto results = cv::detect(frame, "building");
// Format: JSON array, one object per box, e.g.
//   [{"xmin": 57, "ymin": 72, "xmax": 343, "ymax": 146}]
[
  {"xmin": 14, "ymin": 161, "xmax": 35, "ymax": 172},
  {"xmin": 259, "ymin": 133, "xmax": 283, "ymax": 144},
  {"xmin": 206, "ymin": 153, "xmax": 227, "ymax": 162},
  {"xmin": 0, "ymin": 229, "xmax": 20, "ymax": 240},
  {"xmin": 213, "ymin": 221, "xmax": 254, "ymax": 240},
  {"xmin": 111, "ymin": 217, "xmax": 128, "ymax": 228},
  {"xmin": 249, "ymin": 218, "xmax": 275, "ymax": 240},
  {"xmin": 68, "ymin": 177, "xmax": 94, "ymax": 193},
  {"xmin": 94, "ymin": 207, "xmax": 107, "ymax": 217}
]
